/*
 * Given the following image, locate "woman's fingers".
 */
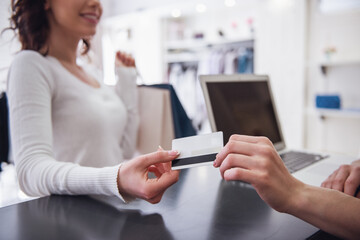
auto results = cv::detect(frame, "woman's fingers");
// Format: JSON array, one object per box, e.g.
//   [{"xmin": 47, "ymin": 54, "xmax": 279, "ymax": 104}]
[
  {"xmin": 142, "ymin": 171, "xmax": 179, "ymax": 201},
  {"xmin": 156, "ymin": 146, "xmax": 172, "ymax": 172},
  {"xmin": 148, "ymin": 162, "xmax": 171, "ymax": 178},
  {"xmin": 136, "ymin": 150, "xmax": 180, "ymax": 169},
  {"xmin": 148, "ymin": 166, "xmax": 162, "ymax": 178},
  {"xmin": 162, "ymin": 162, "xmax": 172, "ymax": 172},
  {"xmin": 147, "ymin": 192, "xmax": 165, "ymax": 204},
  {"xmin": 116, "ymin": 51, "xmax": 135, "ymax": 67},
  {"xmin": 118, "ymin": 150, "xmax": 180, "ymax": 203}
]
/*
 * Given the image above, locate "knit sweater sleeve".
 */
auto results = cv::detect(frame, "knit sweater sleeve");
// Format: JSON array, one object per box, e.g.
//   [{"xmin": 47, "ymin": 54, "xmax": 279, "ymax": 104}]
[
  {"xmin": 115, "ymin": 67, "xmax": 139, "ymax": 159},
  {"xmin": 7, "ymin": 51, "xmax": 126, "ymax": 201}
]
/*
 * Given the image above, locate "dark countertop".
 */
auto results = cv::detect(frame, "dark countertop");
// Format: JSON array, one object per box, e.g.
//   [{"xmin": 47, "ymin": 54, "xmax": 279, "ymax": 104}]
[{"xmin": 0, "ymin": 165, "xmax": 320, "ymax": 240}]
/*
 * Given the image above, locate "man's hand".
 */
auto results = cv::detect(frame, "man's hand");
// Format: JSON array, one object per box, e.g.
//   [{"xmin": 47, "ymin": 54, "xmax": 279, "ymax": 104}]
[
  {"xmin": 214, "ymin": 134, "xmax": 304, "ymax": 213},
  {"xmin": 321, "ymin": 159, "xmax": 360, "ymax": 198}
]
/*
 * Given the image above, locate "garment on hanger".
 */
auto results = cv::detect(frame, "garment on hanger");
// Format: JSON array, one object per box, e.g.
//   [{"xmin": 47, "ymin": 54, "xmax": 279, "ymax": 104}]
[
  {"xmin": 0, "ymin": 92, "xmax": 9, "ymax": 171},
  {"xmin": 166, "ymin": 44, "xmax": 255, "ymax": 134},
  {"xmin": 169, "ymin": 64, "xmax": 197, "ymax": 122},
  {"xmin": 237, "ymin": 48, "xmax": 254, "ymax": 73},
  {"xmin": 224, "ymin": 50, "xmax": 238, "ymax": 75}
]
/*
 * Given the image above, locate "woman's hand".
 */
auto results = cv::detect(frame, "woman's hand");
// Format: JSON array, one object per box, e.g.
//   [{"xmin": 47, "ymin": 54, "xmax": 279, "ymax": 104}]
[
  {"xmin": 321, "ymin": 159, "xmax": 360, "ymax": 198},
  {"xmin": 213, "ymin": 134, "xmax": 304, "ymax": 213},
  {"xmin": 115, "ymin": 51, "xmax": 136, "ymax": 68},
  {"xmin": 117, "ymin": 150, "xmax": 180, "ymax": 204}
]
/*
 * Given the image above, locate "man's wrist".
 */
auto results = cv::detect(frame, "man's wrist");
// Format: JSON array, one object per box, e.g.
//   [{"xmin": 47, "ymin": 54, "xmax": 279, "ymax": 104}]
[{"xmin": 284, "ymin": 179, "xmax": 308, "ymax": 215}]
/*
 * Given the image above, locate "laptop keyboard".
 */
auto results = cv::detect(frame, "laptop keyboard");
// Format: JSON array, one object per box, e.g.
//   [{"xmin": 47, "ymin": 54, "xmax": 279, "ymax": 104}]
[{"xmin": 280, "ymin": 151, "xmax": 329, "ymax": 173}]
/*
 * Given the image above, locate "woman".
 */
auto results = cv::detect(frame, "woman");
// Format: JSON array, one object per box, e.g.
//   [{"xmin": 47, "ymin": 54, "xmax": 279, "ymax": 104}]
[
  {"xmin": 214, "ymin": 134, "xmax": 360, "ymax": 239},
  {"xmin": 7, "ymin": 0, "xmax": 179, "ymax": 204}
]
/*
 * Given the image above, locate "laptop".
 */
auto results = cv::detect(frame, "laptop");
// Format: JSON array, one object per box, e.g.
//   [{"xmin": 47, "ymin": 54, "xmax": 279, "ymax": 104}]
[{"xmin": 200, "ymin": 74, "xmax": 356, "ymax": 187}]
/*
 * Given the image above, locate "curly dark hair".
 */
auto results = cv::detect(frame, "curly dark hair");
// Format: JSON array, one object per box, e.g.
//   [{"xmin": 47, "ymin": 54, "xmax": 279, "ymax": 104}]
[{"xmin": 7, "ymin": 0, "xmax": 90, "ymax": 55}]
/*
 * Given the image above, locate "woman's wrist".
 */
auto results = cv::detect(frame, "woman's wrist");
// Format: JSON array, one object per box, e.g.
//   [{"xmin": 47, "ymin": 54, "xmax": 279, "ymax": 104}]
[
  {"xmin": 117, "ymin": 165, "xmax": 132, "ymax": 201},
  {"xmin": 116, "ymin": 165, "xmax": 123, "ymax": 195}
]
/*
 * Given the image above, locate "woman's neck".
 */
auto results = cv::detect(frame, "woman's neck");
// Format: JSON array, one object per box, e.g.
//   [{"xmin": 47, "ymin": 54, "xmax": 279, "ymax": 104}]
[{"xmin": 47, "ymin": 21, "xmax": 80, "ymax": 65}]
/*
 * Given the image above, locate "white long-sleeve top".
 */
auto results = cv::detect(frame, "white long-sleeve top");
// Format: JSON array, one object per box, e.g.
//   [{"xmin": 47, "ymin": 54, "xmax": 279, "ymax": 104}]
[{"xmin": 7, "ymin": 50, "xmax": 139, "ymax": 201}]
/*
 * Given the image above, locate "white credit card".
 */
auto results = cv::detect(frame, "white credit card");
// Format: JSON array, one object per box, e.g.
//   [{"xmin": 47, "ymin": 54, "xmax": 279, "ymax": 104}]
[{"xmin": 171, "ymin": 131, "xmax": 223, "ymax": 170}]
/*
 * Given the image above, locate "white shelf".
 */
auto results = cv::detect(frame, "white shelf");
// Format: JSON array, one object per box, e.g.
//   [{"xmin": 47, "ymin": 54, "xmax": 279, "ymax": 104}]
[
  {"xmin": 320, "ymin": 60, "xmax": 360, "ymax": 67},
  {"xmin": 166, "ymin": 53, "xmax": 201, "ymax": 63},
  {"xmin": 307, "ymin": 108, "xmax": 360, "ymax": 119},
  {"xmin": 320, "ymin": 60, "xmax": 360, "ymax": 75},
  {"xmin": 166, "ymin": 38, "xmax": 254, "ymax": 51}
]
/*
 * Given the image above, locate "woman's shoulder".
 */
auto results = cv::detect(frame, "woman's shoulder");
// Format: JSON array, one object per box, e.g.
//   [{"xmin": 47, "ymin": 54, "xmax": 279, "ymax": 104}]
[
  {"xmin": 8, "ymin": 50, "xmax": 56, "ymax": 88},
  {"xmin": 12, "ymin": 50, "xmax": 48, "ymax": 66},
  {"xmin": 10, "ymin": 50, "xmax": 55, "ymax": 77}
]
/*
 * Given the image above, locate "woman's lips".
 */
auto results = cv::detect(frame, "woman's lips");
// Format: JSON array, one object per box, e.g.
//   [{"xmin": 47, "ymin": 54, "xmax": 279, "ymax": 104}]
[{"xmin": 80, "ymin": 13, "xmax": 100, "ymax": 24}]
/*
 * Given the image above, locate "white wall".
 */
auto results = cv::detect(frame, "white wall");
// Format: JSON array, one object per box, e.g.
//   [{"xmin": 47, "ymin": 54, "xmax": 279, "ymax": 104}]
[
  {"xmin": 101, "ymin": 11, "xmax": 164, "ymax": 84},
  {"xmin": 255, "ymin": 0, "xmax": 307, "ymax": 149},
  {"xmin": 0, "ymin": 0, "xmax": 20, "ymax": 92},
  {"xmin": 305, "ymin": 0, "xmax": 360, "ymax": 155}
]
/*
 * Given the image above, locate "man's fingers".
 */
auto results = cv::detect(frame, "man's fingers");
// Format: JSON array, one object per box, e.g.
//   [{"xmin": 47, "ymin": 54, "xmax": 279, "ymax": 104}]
[
  {"xmin": 223, "ymin": 168, "xmax": 256, "ymax": 184},
  {"xmin": 215, "ymin": 140, "xmax": 258, "ymax": 167},
  {"xmin": 320, "ymin": 176, "xmax": 329, "ymax": 188},
  {"xmin": 321, "ymin": 170, "xmax": 337, "ymax": 189},
  {"xmin": 219, "ymin": 154, "xmax": 254, "ymax": 179},
  {"xmin": 356, "ymin": 189, "xmax": 360, "ymax": 199},
  {"xmin": 331, "ymin": 167, "xmax": 350, "ymax": 192},
  {"xmin": 344, "ymin": 172, "xmax": 360, "ymax": 196},
  {"xmin": 229, "ymin": 135, "xmax": 272, "ymax": 145},
  {"xmin": 321, "ymin": 179, "xmax": 330, "ymax": 188}
]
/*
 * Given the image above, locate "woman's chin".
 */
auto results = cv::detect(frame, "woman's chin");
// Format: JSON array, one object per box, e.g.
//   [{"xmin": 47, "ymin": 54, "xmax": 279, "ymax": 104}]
[{"xmin": 79, "ymin": 28, "xmax": 97, "ymax": 39}]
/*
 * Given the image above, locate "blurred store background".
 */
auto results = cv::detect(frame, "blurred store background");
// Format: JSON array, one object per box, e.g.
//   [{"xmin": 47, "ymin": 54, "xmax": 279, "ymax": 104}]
[{"xmin": 1, "ymin": 0, "xmax": 360, "ymax": 156}]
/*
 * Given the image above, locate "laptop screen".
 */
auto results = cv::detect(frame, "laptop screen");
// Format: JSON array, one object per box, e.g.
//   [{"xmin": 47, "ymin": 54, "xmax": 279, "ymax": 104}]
[{"xmin": 205, "ymin": 80, "xmax": 282, "ymax": 144}]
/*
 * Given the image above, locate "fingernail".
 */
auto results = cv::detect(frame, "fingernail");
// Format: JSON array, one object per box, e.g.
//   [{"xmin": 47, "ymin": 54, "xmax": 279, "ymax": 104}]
[
  {"xmin": 168, "ymin": 150, "xmax": 180, "ymax": 156},
  {"xmin": 158, "ymin": 145, "xmax": 164, "ymax": 151},
  {"xmin": 213, "ymin": 160, "xmax": 217, "ymax": 167}
]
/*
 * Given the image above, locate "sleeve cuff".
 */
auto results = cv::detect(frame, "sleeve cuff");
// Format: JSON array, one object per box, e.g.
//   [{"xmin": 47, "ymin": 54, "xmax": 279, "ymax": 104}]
[
  {"xmin": 115, "ymin": 67, "xmax": 138, "ymax": 111},
  {"xmin": 99, "ymin": 164, "xmax": 134, "ymax": 203},
  {"xmin": 116, "ymin": 67, "xmax": 137, "ymax": 81}
]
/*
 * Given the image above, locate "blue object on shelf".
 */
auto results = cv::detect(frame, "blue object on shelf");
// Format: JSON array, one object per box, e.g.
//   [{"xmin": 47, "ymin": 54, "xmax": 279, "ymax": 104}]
[{"xmin": 316, "ymin": 95, "xmax": 341, "ymax": 109}]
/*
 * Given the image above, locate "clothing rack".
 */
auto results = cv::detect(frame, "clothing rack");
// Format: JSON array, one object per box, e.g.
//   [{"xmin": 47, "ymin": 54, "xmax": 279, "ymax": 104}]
[
  {"xmin": 166, "ymin": 39, "xmax": 255, "ymax": 133},
  {"xmin": 205, "ymin": 39, "xmax": 254, "ymax": 50}
]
